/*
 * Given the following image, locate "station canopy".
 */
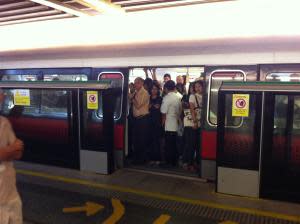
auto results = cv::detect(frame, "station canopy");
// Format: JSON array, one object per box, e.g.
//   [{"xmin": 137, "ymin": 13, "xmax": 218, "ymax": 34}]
[{"xmin": 0, "ymin": 0, "xmax": 231, "ymax": 26}]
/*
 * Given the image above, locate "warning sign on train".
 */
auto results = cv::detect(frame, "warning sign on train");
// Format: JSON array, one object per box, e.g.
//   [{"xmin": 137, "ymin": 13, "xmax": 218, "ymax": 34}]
[
  {"xmin": 232, "ymin": 94, "xmax": 249, "ymax": 117},
  {"xmin": 14, "ymin": 89, "xmax": 30, "ymax": 106},
  {"xmin": 87, "ymin": 91, "xmax": 98, "ymax": 110}
]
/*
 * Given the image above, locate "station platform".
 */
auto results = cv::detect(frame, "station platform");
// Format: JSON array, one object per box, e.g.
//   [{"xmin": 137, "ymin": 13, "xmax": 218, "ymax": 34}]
[{"xmin": 15, "ymin": 161, "xmax": 300, "ymax": 224}]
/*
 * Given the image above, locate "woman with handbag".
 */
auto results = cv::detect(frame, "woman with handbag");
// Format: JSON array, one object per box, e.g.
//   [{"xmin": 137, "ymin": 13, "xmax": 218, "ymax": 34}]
[{"xmin": 182, "ymin": 81, "xmax": 203, "ymax": 172}]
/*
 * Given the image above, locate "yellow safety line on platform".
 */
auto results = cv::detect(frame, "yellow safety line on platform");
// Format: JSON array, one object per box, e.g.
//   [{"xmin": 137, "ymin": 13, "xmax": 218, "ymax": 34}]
[
  {"xmin": 153, "ymin": 214, "xmax": 171, "ymax": 224},
  {"xmin": 17, "ymin": 169, "xmax": 300, "ymax": 223},
  {"xmin": 103, "ymin": 199, "xmax": 125, "ymax": 224}
]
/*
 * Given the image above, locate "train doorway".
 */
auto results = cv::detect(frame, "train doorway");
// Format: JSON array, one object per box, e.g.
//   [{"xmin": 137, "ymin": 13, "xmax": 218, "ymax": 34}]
[
  {"xmin": 261, "ymin": 93, "xmax": 300, "ymax": 202},
  {"xmin": 126, "ymin": 67, "xmax": 204, "ymax": 177}
]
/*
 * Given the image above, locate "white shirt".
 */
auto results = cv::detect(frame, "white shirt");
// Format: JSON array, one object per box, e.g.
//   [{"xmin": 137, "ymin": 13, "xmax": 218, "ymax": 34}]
[
  {"xmin": 175, "ymin": 91, "xmax": 182, "ymax": 100},
  {"xmin": 161, "ymin": 92, "xmax": 182, "ymax": 132},
  {"xmin": 0, "ymin": 116, "xmax": 19, "ymax": 204}
]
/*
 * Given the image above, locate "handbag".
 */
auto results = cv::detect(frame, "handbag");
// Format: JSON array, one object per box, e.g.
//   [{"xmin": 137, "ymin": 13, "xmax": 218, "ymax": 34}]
[{"xmin": 194, "ymin": 94, "xmax": 202, "ymax": 127}]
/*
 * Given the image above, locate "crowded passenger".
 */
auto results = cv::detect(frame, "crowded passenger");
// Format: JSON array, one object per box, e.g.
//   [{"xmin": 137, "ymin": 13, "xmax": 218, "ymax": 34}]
[
  {"xmin": 128, "ymin": 71, "xmax": 203, "ymax": 174},
  {"xmin": 176, "ymin": 75, "xmax": 187, "ymax": 95},
  {"xmin": 182, "ymin": 81, "xmax": 203, "ymax": 171},
  {"xmin": 182, "ymin": 83, "xmax": 195, "ymax": 170},
  {"xmin": 161, "ymin": 80, "xmax": 182, "ymax": 167},
  {"xmin": 129, "ymin": 77, "xmax": 150, "ymax": 165},
  {"xmin": 149, "ymin": 82, "xmax": 163, "ymax": 164},
  {"xmin": 127, "ymin": 82, "xmax": 135, "ymax": 158},
  {"xmin": 144, "ymin": 77, "xmax": 153, "ymax": 94}
]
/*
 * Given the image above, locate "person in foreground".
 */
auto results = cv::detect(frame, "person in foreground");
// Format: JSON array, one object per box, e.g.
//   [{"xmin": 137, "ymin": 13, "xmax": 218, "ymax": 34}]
[{"xmin": 0, "ymin": 89, "xmax": 24, "ymax": 224}]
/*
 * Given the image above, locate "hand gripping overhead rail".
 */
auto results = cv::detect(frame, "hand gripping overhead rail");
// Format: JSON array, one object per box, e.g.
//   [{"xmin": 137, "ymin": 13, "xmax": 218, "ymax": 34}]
[{"xmin": 0, "ymin": 81, "xmax": 116, "ymax": 174}]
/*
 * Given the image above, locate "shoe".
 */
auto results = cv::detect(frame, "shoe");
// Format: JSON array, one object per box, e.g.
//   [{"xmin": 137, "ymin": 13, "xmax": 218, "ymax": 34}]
[
  {"xmin": 182, "ymin": 163, "xmax": 188, "ymax": 171},
  {"xmin": 188, "ymin": 165, "xmax": 196, "ymax": 172}
]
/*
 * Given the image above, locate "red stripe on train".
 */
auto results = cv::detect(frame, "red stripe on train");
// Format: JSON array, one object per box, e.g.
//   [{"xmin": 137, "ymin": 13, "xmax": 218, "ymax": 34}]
[{"xmin": 201, "ymin": 130, "xmax": 217, "ymax": 160}]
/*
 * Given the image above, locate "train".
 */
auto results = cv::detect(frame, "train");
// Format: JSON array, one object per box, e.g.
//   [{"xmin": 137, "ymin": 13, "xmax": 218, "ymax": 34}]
[{"xmin": 1, "ymin": 36, "xmax": 300, "ymax": 180}]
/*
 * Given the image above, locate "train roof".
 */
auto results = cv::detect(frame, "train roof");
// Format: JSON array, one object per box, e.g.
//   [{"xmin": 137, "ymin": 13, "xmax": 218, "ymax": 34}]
[
  {"xmin": 0, "ymin": 80, "xmax": 112, "ymax": 90},
  {"xmin": 220, "ymin": 81, "xmax": 300, "ymax": 93}
]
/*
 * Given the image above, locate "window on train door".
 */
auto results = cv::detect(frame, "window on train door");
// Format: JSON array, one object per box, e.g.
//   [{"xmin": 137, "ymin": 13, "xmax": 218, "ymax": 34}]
[
  {"xmin": 266, "ymin": 72, "xmax": 300, "ymax": 82},
  {"xmin": 42, "ymin": 74, "xmax": 87, "ymax": 117},
  {"xmin": 208, "ymin": 71, "xmax": 245, "ymax": 126},
  {"xmin": 97, "ymin": 72, "xmax": 124, "ymax": 120},
  {"xmin": 0, "ymin": 74, "xmax": 38, "ymax": 116},
  {"xmin": 43, "ymin": 74, "xmax": 88, "ymax": 81},
  {"xmin": 1, "ymin": 74, "xmax": 37, "ymax": 81}
]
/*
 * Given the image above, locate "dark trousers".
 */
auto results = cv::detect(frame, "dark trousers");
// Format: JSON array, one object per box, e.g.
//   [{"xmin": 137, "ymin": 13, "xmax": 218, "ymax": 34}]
[
  {"xmin": 127, "ymin": 115, "xmax": 134, "ymax": 158},
  {"xmin": 165, "ymin": 131, "xmax": 178, "ymax": 166},
  {"xmin": 183, "ymin": 127, "xmax": 201, "ymax": 166},
  {"xmin": 133, "ymin": 115, "xmax": 149, "ymax": 163},
  {"xmin": 149, "ymin": 125, "xmax": 162, "ymax": 161}
]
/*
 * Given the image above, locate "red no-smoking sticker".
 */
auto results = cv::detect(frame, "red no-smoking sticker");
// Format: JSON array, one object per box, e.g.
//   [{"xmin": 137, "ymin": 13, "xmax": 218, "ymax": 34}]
[
  {"xmin": 232, "ymin": 94, "xmax": 249, "ymax": 117},
  {"xmin": 89, "ymin": 94, "xmax": 96, "ymax": 103},
  {"xmin": 235, "ymin": 98, "xmax": 246, "ymax": 108},
  {"xmin": 87, "ymin": 91, "xmax": 98, "ymax": 109}
]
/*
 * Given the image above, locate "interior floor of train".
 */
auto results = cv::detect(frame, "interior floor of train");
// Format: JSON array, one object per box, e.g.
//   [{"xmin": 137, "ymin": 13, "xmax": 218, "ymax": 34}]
[
  {"xmin": 126, "ymin": 159, "xmax": 201, "ymax": 178},
  {"xmin": 16, "ymin": 161, "xmax": 300, "ymax": 224}
]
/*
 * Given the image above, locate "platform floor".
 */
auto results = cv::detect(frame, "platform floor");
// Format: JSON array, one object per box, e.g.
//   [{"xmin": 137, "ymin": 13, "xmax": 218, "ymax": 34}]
[{"xmin": 15, "ymin": 161, "xmax": 300, "ymax": 224}]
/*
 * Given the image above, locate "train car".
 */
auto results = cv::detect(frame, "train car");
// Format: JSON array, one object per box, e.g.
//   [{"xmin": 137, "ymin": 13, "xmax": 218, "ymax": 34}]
[{"xmin": 1, "ymin": 36, "xmax": 300, "ymax": 180}]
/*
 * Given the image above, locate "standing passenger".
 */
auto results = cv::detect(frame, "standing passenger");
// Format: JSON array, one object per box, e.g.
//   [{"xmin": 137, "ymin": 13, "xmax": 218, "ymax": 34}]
[
  {"xmin": 143, "ymin": 78, "xmax": 153, "ymax": 95},
  {"xmin": 0, "ymin": 89, "xmax": 24, "ymax": 224},
  {"xmin": 161, "ymin": 80, "xmax": 181, "ymax": 167},
  {"xmin": 149, "ymin": 83, "xmax": 163, "ymax": 164},
  {"xmin": 162, "ymin": 74, "xmax": 172, "ymax": 97},
  {"xmin": 176, "ymin": 75, "xmax": 187, "ymax": 95},
  {"xmin": 127, "ymin": 82, "xmax": 135, "ymax": 158},
  {"xmin": 187, "ymin": 81, "xmax": 204, "ymax": 171},
  {"xmin": 129, "ymin": 78, "xmax": 150, "ymax": 165},
  {"xmin": 182, "ymin": 83, "xmax": 196, "ymax": 171}
]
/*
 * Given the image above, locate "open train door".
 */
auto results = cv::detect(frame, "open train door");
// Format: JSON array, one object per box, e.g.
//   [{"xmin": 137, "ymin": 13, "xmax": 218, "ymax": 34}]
[{"xmin": 202, "ymin": 65, "xmax": 258, "ymax": 180}]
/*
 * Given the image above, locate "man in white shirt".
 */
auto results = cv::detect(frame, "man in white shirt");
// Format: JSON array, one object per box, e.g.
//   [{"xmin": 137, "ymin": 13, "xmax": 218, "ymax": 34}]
[
  {"xmin": 161, "ymin": 80, "xmax": 182, "ymax": 166},
  {"xmin": 0, "ymin": 89, "xmax": 24, "ymax": 224}
]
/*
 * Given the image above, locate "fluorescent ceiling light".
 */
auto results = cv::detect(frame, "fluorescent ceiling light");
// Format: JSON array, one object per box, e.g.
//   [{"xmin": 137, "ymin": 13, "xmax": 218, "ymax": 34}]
[
  {"xmin": 29, "ymin": 0, "xmax": 90, "ymax": 17},
  {"xmin": 73, "ymin": 0, "xmax": 124, "ymax": 14},
  {"xmin": 122, "ymin": 0, "xmax": 230, "ymax": 10}
]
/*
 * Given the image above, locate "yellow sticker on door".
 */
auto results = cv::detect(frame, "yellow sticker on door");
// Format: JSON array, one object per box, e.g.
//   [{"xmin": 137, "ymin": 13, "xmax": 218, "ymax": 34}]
[
  {"xmin": 232, "ymin": 94, "xmax": 249, "ymax": 117},
  {"xmin": 14, "ymin": 89, "xmax": 30, "ymax": 106},
  {"xmin": 87, "ymin": 91, "xmax": 98, "ymax": 110}
]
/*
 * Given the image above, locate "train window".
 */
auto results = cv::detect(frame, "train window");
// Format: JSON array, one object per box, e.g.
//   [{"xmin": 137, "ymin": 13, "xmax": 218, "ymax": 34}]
[
  {"xmin": 129, "ymin": 67, "xmax": 203, "ymax": 84},
  {"xmin": 97, "ymin": 72, "xmax": 124, "ymax": 120},
  {"xmin": 44, "ymin": 74, "xmax": 88, "ymax": 81},
  {"xmin": 41, "ymin": 90, "xmax": 68, "ymax": 117},
  {"xmin": 208, "ymin": 70, "xmax": 245, "ymax": 126},
  {"xmin": 1, "ymin": 74, "xmax": 37, "ymax": 81},
  {"xmin": 293, "ymin": 96, "xmax": 300, "ymax": 130},
  {"xmin": 0, "ymin": 89, "xmax": 40, "ymax": 116},
  {"xmin": 266, "ymin": 73, "xmax": 300, "ymax": 82},
  {"xmin": 274, "ymin": 95, "xmax": 288, "ymax": 131}
]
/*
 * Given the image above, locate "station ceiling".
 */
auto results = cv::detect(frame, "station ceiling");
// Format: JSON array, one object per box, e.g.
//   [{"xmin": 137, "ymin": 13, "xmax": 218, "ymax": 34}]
[{"xmin": 0, "ymin": 0, "xmax": 233, "ymax": 26}]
